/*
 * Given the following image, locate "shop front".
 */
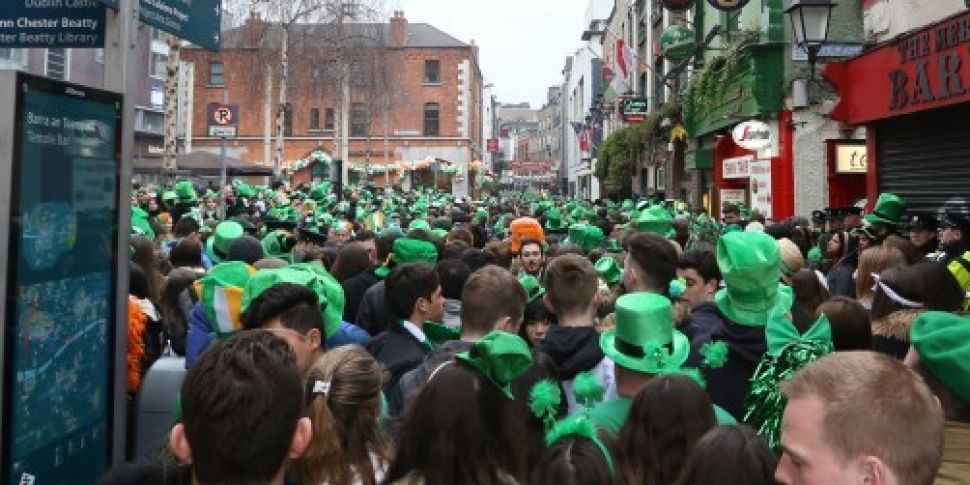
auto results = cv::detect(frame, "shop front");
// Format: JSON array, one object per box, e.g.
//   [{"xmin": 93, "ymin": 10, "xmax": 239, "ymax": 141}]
[{"xmin": 825, "ymin": 9, "xmax": 970, "ymax": 213}]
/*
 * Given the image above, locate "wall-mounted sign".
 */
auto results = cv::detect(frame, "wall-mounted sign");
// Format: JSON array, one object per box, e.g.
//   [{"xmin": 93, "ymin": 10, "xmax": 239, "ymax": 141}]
[
  {"xmin": 206, "ymin": 103, "xmax": 238, "ymax": 138},
  {"xmin": 749, "ymin": 159, "xmax": 773, "ymax": 218},
  {"xmin": 732, "ymin": 120, "xmax": 773, "ymax": 151},
  {"xmin": 660, "ymin": 26, "xmax": 695, "ymax": 62},
  {"xmin": 662, "ymin": 0, "xmax": 694, "ymax": 11},
  {"xmin": 720, "ymin": 188, "xmax": 747, "ymax": 207},
  {"xmin": 621, "ymin": 98, "xmax": 649, "ymax": 122},
  {"xmin": 707, "ymin": 0, "xmax": 750, "ymax": 11},
  {"xmin": 722, "ymin": 155, "xmax": 753, "ymax": 179},
  {"xmin": 835, "ymin": 143, "xmax": 868, "ymax": 174},
  {"xmin": 98, "ymin": 0, "xmax": 221, "ymax": 51},
  {"xmin": 1, "ymin": 2, "xmax": 105, "ymax": 47}
]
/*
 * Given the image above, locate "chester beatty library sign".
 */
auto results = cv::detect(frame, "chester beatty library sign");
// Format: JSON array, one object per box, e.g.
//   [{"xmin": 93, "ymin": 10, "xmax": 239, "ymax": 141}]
[
  {"xmin": 825, "ymin": 9, "xmax": 970, "ymax": 125},
  {"xmin": 0, "ymin": 0, "xmax": 105, "ymax": 47}
]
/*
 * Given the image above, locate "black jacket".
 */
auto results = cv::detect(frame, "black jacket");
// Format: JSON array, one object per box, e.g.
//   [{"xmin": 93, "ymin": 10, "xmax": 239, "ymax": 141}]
[
  {"xmin": 827, "ymin": 264, "xmax": 856, "ymax": 299},
  {"xmin": 390, "ymin": 340, "xmax": 473, "ymax": 416},
  {"xmin": 355, "ymin": 281, "xmax": 395, "ymax": 336},
  {"xmin": 536, "ymin": 326, "xmax": 604, "ymax": 380},
  {"xmin": 341, "ymin": 266, "xmax": 382, "ymax": 324},
  {"xmin": 366, "ymin": 323, "xmax": 432, "ymax": 389},
  {"xmin": 683, "ymin": 302, "xmax": 722, "ymax": 342},
  {"xmin": 686, "ymin": 309, "xmax": 768, "ymax": 421}
]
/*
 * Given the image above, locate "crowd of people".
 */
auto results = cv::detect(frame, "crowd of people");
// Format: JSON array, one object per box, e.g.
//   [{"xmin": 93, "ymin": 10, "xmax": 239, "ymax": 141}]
[{"xmin": 104, "ymin": 179, "xmax": 970, "ymax": 485}]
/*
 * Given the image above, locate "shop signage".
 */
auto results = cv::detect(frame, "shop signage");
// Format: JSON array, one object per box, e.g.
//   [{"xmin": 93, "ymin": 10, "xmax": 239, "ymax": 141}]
[
  {"xmin": 1, "ymin": 1, "xmax": 105, "ymax": 47},
  {"xmin": 660, "ymin": 26, "xmax": 695, "ymax": 62},
  {"xmin": 749, "ymin": 159, "xmax": 773, "ymax": 218},
  {"xmin": 621, "ymin": 98, "xmax": 649, "ymax": 122},
  {"xmin": 732, "ymin": 120, "xmax": 773, "ymax": 151},
  {"xmin": 707, "ymin": 0, "xmax": 750, "ymax": 12},
  {"xmin": 722, "ymin": 155, "xmax": 753, "ymax": 179},
  {"xmin": 147, "ymin": 144, "xmax": 164, "ymax": 156},
  {"xmin": 826, "ymin": 9, "xmax": 970, "ymax": 125},
  {"xmin": 662, "ymin": 0, "xmax": 693, "ymax": 11},
  {"xmin": 835, "ymin": 143, "xmax": 868, "ymax": 174},
  {"xmin": 791, "ymin": 43, "xmax": 863, "ymax": 62},
  {"xmin": 720, "ymin": 188, "xmax": 746, "ymax": 207}
]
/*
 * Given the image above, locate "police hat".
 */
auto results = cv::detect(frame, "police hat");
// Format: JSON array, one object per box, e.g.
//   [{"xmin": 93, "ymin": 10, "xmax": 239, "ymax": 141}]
[
  {"xmin": 941, "ymin": 211, "xmax": 970, "ymax": 233},
  {"xmin": 908, "ymin": 212, "xmax": 939, "ymax": 232}
]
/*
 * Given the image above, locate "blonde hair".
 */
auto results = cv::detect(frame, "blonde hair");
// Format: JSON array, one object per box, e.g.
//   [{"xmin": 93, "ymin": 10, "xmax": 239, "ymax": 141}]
[
  {"xmin": 781, "ymin": 352, "xmax": 944, "ymax": 485},
  {"xmin": 777, "ymin": 238, "xmax": 804, "ymax": 284},
  {"xmin": 296, "ymin": 345, "xmax": 392, "ymax": 485},
  {"xmin": 855, "ymin": 246, "xmax": 906, "ymax": 301}
]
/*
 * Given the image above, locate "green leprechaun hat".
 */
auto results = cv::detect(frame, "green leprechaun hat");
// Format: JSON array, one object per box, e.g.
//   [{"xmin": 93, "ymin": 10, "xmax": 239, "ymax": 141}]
[
  {"xmin": 174, "ymin": 181, "xmax": 198, "ymax": 204},
  {"xmin": 261, "ymin": 230, "xmax": 296, "ymax": 261},
  {"xmin": 600, "ymin": 292, "xmax": 690, "ymax": 375},
  {"xmin": 715, "ymin": 231, "xmax": 794, "ymax": 326},
  {"xmin": 581, "ymin": 225, "xmax": 605, "ymax": 253},
  {"xmin": 635, "ymin": 205, "xmax": 674, "ymax": 237},
  {"xmin": 567, "ymin": 223, "xmax": 587, "ymax": 246},
  {"xmin": 865, "ymin": 193, "xmax": 906, "ymax": 227},
  {"xmin": 605, "ymin": 238, "xmax": 624, "ymax": 253},
  {"xmin": 194, "ymin": 261, "xmax": 257, "ymax": 339},
  {"xmin": 519, "ymin": 274, "xmax": 546, "ymax": 304},
  {"xmin": 455, "ymin": 331, "xmax": 534, "ymax": 399},
  {"xmin": 207, "ymin": 221, "xmax": 244, "ymax": 264},
  {"xmin": 910, "ymin": 311, "xmax": 970, "ymax": 406},
  {"xmin": 374, "ymin": 237, "xmax": 439, "ymax": 278},
  {"xmin": 242, "ymin": 264, "xmax": 343, "ymax": 339},
  {"xmin": 544, "ymin": 208, "xmax": 567, "ymax": 232},
  {"xmin": 595, "ymin": 256, "xmax": 622, "ymax": 286}
]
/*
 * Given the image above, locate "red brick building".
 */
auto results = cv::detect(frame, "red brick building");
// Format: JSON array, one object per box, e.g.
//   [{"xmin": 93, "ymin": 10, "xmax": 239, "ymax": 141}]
[{"xmin": 181, "ymin": 11, "xmax": 484, "ymax": 195}]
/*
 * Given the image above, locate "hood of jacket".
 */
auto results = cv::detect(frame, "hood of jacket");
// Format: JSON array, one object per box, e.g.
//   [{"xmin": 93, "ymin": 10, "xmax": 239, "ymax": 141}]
[
  {"xmin": 710, "ymin": 310, "xmax": 769, "ymax": 366},
  {"xmin": 538, "ymin": 325, "xmax": 604, "ymax": 380}
]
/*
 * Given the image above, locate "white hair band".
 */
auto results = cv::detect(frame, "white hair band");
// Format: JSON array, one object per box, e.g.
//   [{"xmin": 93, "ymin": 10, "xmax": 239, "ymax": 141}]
[
  {"xmin": 312, "ymin": 380, "xmax": 331, "ymax": 395},
  {"xmin": 871, "ymin": 273, "xmax": 923, "ymax": 309}
]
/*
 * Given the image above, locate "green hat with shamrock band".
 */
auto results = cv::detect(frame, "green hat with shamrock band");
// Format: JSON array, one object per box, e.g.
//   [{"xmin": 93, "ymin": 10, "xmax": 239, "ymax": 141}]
[
  {"xmin": 241, "ymin": 265, "xmax": 342, "ymax": 339},
  {"xmin": 519, "ymin": 274, "xmax": 545, "ymax": 304},
  {"xmin": 175, "ymin": 181, "xmax": 197, "ymax": 204},
  {"xmin": 374, "ymin": 237, "xmax": 438, "ymax": 278},
  {"xmin": 206, "ymin": 221, "xmax": 244, "ymax": 264},
  {"xmin": 715, "ymin": 231, "xmax": 794, "ymax": 326},
  {"xmin": 600, "ymin": 292, "xmax": 690, "ymax": 374},
  {"xmin": 595, "ymin": 257, "xmax": 622, "ymax": 286},
  {"xmin": 910, "ymin": 311, "xmax": 970, "ymax": 406},
  {"xmin": 544, "ymin": 208, "xmax": 567, "ymax": 232},
  {"xmin": 635, "ymin": 205, "xmax": 674, "ymax": 237},
  {"xmin": 455, "ymin": 331, "xmax": 533, "ymax": 399},
  {"xmin": 865, "ymin": 193, "xmax": 906, "ymax": 227}
]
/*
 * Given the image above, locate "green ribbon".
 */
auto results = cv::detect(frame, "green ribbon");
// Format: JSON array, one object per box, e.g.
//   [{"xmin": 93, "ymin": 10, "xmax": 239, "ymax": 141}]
[{"xmin": 766, "ymin": 314, "xmax": 834, "ymax": 357}]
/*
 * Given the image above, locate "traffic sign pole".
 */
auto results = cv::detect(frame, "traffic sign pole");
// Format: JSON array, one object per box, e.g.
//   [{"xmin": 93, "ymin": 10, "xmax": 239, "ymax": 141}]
[{"xmin": 220, "ymin": 89, "xmax": 228, "ymax": 220}]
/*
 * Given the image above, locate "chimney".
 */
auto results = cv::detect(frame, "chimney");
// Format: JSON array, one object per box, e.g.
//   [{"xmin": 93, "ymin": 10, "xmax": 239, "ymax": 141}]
[
  {"xmin": 390, "ymin": 10, "xmax": 408, "ymax": 46},
  {"xmin": 244, "ymin": 10, "xmax": 266, "ymax": 46},
  {"xmin": 469, "ymin": 38, "xmax": 479, "ymax": 61}
]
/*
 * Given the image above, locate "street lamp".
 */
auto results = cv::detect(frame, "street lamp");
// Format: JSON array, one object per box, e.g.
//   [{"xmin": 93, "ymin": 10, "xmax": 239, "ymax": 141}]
[{"xmin": 785, "ymin": 0, "xmax": 837, "ymax": 78}]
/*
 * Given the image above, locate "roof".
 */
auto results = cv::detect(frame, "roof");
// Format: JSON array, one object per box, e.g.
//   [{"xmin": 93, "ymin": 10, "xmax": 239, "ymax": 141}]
[{"xmin": 215, "ymin": 20, "xmax": 470, "ymax": 50}]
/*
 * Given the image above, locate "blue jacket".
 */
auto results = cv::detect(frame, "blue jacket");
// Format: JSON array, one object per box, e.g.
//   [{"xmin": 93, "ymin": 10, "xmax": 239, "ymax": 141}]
[{"xmin": 185, "ymin": 302, "xmax": 213, "ymax": 369}]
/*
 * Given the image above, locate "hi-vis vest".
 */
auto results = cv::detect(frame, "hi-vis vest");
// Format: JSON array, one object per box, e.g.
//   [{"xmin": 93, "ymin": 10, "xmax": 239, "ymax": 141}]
[{"xmin": 948, "ymin": 251, "xmax": 970, "ymax": 311}]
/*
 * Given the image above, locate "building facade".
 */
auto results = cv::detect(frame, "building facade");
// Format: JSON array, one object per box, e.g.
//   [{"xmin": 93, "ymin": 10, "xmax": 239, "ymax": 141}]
[{"xmin": 180, "ymin": 11, "xmax": 484, "ymax": 196}]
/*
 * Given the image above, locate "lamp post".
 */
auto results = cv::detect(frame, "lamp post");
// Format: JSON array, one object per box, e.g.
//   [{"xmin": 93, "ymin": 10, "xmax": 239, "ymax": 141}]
[{"xmin": 784, "ymin": 0, "xmax": 837, "ymax": 79}]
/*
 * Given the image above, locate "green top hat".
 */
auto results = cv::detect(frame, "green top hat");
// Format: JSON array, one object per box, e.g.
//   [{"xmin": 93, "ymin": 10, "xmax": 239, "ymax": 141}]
[
  {"xmin": 242, "ymin": 264, "xmax": 343, "ymax": 339},
  {"xmin": 865, "ymin": 193, "xmax": 906, "ymax": 227},
  {"xmin": 234, "ymin": 181, "xmax": 256, "ymax": 199},
  {"xmin": 635, "ymin": 205, "xmax": 673, "ymax": 237},
  {"xmin": 519, "ymin": 274, "xmax": 546, "ymax": 304},
  {"xmin": 595, "ymin": 257, "xmax": 622, "ymax": 286},
  {"xmin": 207, "ymin": 221, "xmax": 244, "ymax": 264},
  {"xmin": 567, "ymin": 223, "xmax": 587, "ymax": 246},
  {"xmin": 409, "ymin": 219, "xmax": 432, "ymax": 232},
  {"xmin": 544, "ymin": 208, "xmax": 567, "ymax": 232},
  {"xmin": 261, "ymin": 230, "xmax": 294, "ymax": 261},
  {"xmin": 605, "ymin": 238, "xmax": 624, "ymax": 253},
  {"xmin": 455, "ymin": 331, "xmax": 533, "ymax": 399},
  {"xmin": 581, "ymin": 225, "xmax": 605, "ymax": 253},
  {"xmin": 161, "ymin": 191, "xmax": 177, "ymax": 203},
  {"xmin": 569, "ymin": 207, "xmax": 587, "ymax": 223},
  {"xmin": 494, "ymin": 215, "xmax": 510, "ymax": 236},
  {"xmin": 621, "ymin": 199, "xmax": 635, "ymax": 212},
  {"xmin": 600, "ymin": 293, "xmax": 690, "ymax": 374},
  {"xmin": 911, "ymin": 311, "xmax": 970, "ymax": 406},
  {"xmin": 375, "ymin": 237, "xmax": 438, "ymax": 278},
  {"xmin": 175, "ymin": 181, "xmax": 197, "ymax": 204},
  {"xmin": 476, "ymin": 208, "xmax": 489, "ymax": 221},
  {"xmin": 715, "ymin": 231, "xmax": 793, "ymax": 326}
]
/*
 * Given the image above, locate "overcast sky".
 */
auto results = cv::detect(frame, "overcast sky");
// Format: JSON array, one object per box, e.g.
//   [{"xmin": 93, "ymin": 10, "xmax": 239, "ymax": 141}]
[{"xmin": 392, "ymin": 0, "xmax": 589, "ymax": 108}]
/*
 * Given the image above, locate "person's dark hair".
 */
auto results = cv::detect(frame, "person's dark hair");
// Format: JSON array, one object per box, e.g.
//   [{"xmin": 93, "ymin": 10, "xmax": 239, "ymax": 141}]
[
  {"xmin": 129, "ymin": 263, "xmax": 151, "ymax": 300},
  {"xmin": 461, "ymin": 247, "xmax": 488, "ymax": 273},
  {"xmin": 385, "ymin": 363, "xmax": 527, "ymax": 484},
  {"xmin": 790, "ymin": 269, "xmax": 830, "ymax": 333},
  {"xmin": 674, "ymin": 425, "xmax": 777, "ymax": 485},
  {"xmin": 626, "ymin": 232, "xmax": 678, "ymax": 294},
  {"xmin": 552, "ymin": 243, "xmax": 584, "ymax": 258},
  {"xmin": 436, "ymin": 259, "xmax": 471, "ymax": 301},
  {"xmin": 447, "ymin": 228, "xmax": 474, "ymax": 246},
  {"xmin": 131, "ymin": 236, "xmax": 164, "ymax": 303},
  {"xmin": 180, "ymin": 330, "xmax": 303, "ymax": 484},
  {"xmin": 241, "ymin": 283, "xmax": 325, "ymax": 336},
  {"xmin": 354, "ymin": 229, "xmax": 376, "ymax": 243},
  {"xmin": 586, "ymin": 248, "xmax": 604, "ymax": 265},
  {"xmin": 159, "ymin": 268, "xmax": 199, "ymax": 356},
  {"xmin": 483, "ymin": 241, "xmax": 513, "ymax": 269},
  {"xmin": 871, "ymin": 262, "xmax": 965, "ymax": 320},
  {"xmin": 375, "ymin": 233, "xmax": 399, "ymax": 266},
  {"xmin": 882, "ymin": 234, "xmax": 922, "ymax": 266},
  {"xmin": 386, "ymin": 263, "xmax": 440, "ymax": 320},
  {"xmin": 815, "ymin": 296, "xmax": 872, "ymax": 351},
  {"xmin": 615, "ymin": 374, "xmax": 716, "ymax": 485},
  {"xmin": 461, "ymin": 266, "xmax": 527, "ymax": 336},
  {"xmin": 169, "ymin": 236, "xmax": 204, "ymax": 268},
  {"xmin": 330, "ymin": 242, "xmax": 371, "ymax": 283},
  {"xmin": 722, "ymin": 203, "xmax": 740, "ymax": 216},
  {"xmin": 441, "ymin": 240, "xmax": 470, "ymax": 261},
  {"xmin": 227, "ymin": 235, "xmax": 266, "ymax": 265},
  {"xmin": 530, "ymin": 435, "xmax": 614, "ymax": 485},
  {"xmin": 174, "ymin": 216, "xmax": 201, "ymax": 238},
  {"xmin": 543, "ymin": 254, "xmax": 599, "ymax": 317},
  {"xmin": 677, "ymin": 248, "xmax": 721, "ymax": 283}
]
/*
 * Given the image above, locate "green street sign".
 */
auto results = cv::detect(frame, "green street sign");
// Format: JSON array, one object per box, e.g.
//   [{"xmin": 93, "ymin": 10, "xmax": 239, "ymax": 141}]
[
  {"xmin": 660, "ymin": 25, "xmax": 695, "ymax": 62},
  {"xmin": 97, "ymin": 0, "xmax": 221, "ymax": 51},
  {"xmin": 621, "ymin": 98, "xmax": 649, "ymax": 122}
]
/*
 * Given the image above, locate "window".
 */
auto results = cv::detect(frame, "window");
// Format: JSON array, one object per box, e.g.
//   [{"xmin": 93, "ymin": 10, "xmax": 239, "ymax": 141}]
[
  {"xmin": 423, "ymin": 102, "xmax": 440, "ymax": 136},
  {"xmin": 149, "ymin": 27, "xmax": 166, "ymax": 43},
  {"xmin": 424, "ymin": 60, "xmax": 440, "ymax": 84},
  {"xmin": 209, "ymin": 61, "xmax": 224, "ymax": 86},
  {"xmin": 309, "ymin": 108, "xmax": 320, "ymax": 130},
  {"xmin": 324, "ymin": 108, "xmax": 335, "ymax": 130},
  {"xmin": 653, "ymin": 59, "xmax": 665, "ymax": 106},
  {"xmin": 0, "ymin": 48, "xmax": 26, "ymax": 66},
  {"xmin": 135, "ymin": 108, "xmax": 164, "ymax": 135},
  {"xmin": 46, "ymin": 48, "xmax": 67, "ymax": 80},
  {"xmin": 150, "ymin": 50, "xmax": 168, "ymax": 78},
  {"xmin": 311, "ymin": 64, "xmax": 324, "ymax": 83},
  {"xmin": 350, "ymin": 60, "xmax": 368, "ymax": 87},
  {"xmin": 283, "ymin": 103, "xmax": 293, "ymax": 136},
  {"xmin": 351, "ymin": 103, "xmax": 368, "ymax": 136}
]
